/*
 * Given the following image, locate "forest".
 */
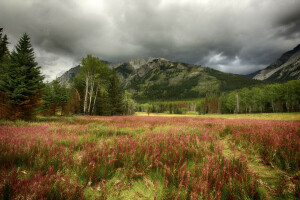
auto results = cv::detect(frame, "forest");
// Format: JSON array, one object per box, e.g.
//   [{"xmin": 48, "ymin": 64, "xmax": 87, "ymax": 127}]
[
  {"xmin": 136, "ymin": 80, "xmax": 300, "ymax": 115},
  {"xmin": 0, "ymin": 29, "xmax": 135, "ymax": 120}
]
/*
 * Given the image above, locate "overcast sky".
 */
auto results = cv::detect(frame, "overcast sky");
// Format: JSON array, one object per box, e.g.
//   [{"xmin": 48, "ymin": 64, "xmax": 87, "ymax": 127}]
[{"xmin": 1, "ymin": 0, "xmax": 300, "ymax": 81}]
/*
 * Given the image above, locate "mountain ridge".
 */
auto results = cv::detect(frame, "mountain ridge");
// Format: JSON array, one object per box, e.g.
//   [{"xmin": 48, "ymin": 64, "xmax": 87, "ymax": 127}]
[
  {"xmin": 57, "ymin": 57, "xmax": 262, "ymax": 100},
  {"xmin": 250, "ymin": 44, "xmax": 300, "ymax": 81}
]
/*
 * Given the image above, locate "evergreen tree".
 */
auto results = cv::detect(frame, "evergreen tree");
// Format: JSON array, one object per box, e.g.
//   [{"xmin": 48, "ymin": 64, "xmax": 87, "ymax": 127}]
[
  {"xmin": 0, "ymin": 28, "xmax": 10, "ymax": 88},
  {"xmin": 54, "ymin": 81, "xmax": 70, "ymax": 115},
  {"xmin": 0, "ymin": 33, "xmax": 44, "ymax": 120},
  {"xmin": 0, "ymin": 28, "xmax": 10, "ymax": 119},
  {"xmin": 40, "ymin": 83, "xmax": 55, "ymax": 115},
  {"xmin": 96, "ymin": 89, "xmax": 111, "ymax": 116},
  {"xmin": 108, "ymin": 69, "xmax": 124, "ymax": 115},
  {"xmin": 0, "ymin": 28, "xmax": 9, "ymax": 61},
  {"xmin": 40, "ymin": 80, "xmax": 71, "ymax": 116}
]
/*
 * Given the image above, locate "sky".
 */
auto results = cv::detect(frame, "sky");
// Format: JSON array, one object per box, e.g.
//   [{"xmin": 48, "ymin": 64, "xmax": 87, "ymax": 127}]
[{"xmin": 1, "ymin": 0, "xmax": 300, "ymax": 81}]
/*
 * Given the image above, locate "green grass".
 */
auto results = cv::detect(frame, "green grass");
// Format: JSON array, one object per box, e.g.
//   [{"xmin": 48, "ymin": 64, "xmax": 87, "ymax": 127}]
[{"xmin": 135, "ymin": 112, "xmax": 300, "ymax": 121}]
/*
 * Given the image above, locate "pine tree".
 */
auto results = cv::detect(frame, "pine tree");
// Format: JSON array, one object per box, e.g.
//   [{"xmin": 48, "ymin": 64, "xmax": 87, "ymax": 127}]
[
  {"xmin": 0, "ymin": 28, "xmax": 10, "ymax": 87},
  {"xmin": 0, "ymin": 33, "xmax": 44, "ymax": 120},
  {"xmin": 54, "ymin": 81, "xmax": 70, "ymax": 115},
  {"xmin": 96, "ymin": 89, "xmax": 111, "ymax": 116},
  {"xmin": 40, "ymin": 83, "xmax": 55, "ymax": 115},
  {"xmin": 40, "ymin": 80, "xmax": 72, "ymax": 116},
  {"xmin": 108, "ymin": 69, "xmax": 124, "ymax": 115},
  {"xmin": 0, "ymin": 28, "xmax": 10, "ymax": 119},
  {"xmin": 0, "ymin": 28, "xmax": 9, "ymax": 61}
]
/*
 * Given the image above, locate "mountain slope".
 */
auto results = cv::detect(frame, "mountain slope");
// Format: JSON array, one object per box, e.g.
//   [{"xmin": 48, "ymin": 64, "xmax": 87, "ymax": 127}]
[
  {"xmin": 115, "ymin": 58, "xmax": 261, "ymax": 100},
  {"xmin": 57, "ymin": 65, "xmax": 80, "ymax": 86},
  {"xmin": 57, "ymin": 57, "xmax": 262, "ymax": 100},
  {"xmin": 251, "ymin": 44, "xmax": 300, "ymax": 81}
]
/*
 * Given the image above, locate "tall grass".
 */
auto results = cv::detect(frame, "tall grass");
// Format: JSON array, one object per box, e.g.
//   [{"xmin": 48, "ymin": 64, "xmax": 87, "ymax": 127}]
[{"xmin": 1, "ymin": 116, "xmax": 299, "ymax": 199}]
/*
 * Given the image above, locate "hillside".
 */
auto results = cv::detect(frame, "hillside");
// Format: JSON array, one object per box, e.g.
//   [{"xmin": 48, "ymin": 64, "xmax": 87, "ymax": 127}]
[
  {"xmin": 116, "ymin": 58, "xmax": 261, "ymax": 100},
  {"xmin": 57, "ymin": 65, "xmax": 80, "ymax": 86},
  {"xmin": 250, "ymin": 44, "xmax": 300, "ymax": 82},
  {"xmin": 58, "ymin": 57, "xmax": 262, "ymax": 100}
]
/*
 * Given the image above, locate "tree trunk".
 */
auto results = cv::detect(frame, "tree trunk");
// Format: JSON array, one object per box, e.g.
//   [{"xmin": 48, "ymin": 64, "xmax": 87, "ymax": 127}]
[
  {"xmin": 235, "ymin": 93, "xmax": 239, "ymax": 113},
  {"xmin": 271, "ymin": 100, "xmax": 275, "ymax": 113},
  {"xmin": 91, "ymin": 86, "xmax": 98, "ymax": 115},
  {"xmin": 286, "ymin": 101, "xmax": 289, "ymax": 112},
  {"xmin": 75, "ymin": 89, "xmax": 81, "ymax": 101},
  {"xmin": 88, "ymin": 79, "xmax": 94, "ymax": 114},
  {"xmin": 83, "ymin": 74, "xmax": 89, "ymax": 114}
]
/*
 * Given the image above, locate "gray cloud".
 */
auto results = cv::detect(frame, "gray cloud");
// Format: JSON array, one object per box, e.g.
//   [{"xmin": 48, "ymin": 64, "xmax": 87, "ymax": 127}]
[{"xmin": 1, "ymin": 0, "xmax": 300, "ymax": 81}]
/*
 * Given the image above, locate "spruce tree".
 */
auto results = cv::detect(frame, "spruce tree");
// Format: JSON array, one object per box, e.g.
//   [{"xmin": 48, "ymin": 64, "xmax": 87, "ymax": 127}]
[
  {"xmin": 0, "ymin": 28, "xmax": 10, "ymax": 119},
  {"xmin": 108, "ymin": 69, "xmax": 124, "ymax": 115},
  {"xmin": 0, "ymin": 28, "xmax": 9, "ymax": 61},
  {"xmin": 40, "ymin": 83, "xmax": 55, "ymax": 115},
  {"xmin": 96, "ymin": 89, "xmax": 111, "ymax": 116},
  {"xmin": 1, "ymin": 33, "xmax": 44, "ymax": 120},
  {"xmin": 0, "ymin": 28, "xmax": 10, "ymax": 85}
]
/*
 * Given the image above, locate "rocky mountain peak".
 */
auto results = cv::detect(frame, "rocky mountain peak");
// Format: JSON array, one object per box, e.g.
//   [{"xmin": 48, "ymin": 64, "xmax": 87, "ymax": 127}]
[
  {"xmin": 252, "ymin": 44, "xmax": 300, "ymax": 81},
  {"xmin": 57, "ymin": 65, "xmax": 80, "ymax": 86},
  {"xmin": 126, "ymin": 58, "xmax": 147, "ymax": 69},
  {"xmin": 147, "ymin": 57, "xmax": 169, "ymax": 62}
]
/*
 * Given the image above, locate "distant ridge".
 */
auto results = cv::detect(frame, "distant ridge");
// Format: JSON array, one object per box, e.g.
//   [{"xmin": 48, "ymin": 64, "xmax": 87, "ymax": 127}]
[
  {"xmin": 57, "ymin": 65, "xmax": 80, "ymax": 85},
  {"xmin": 249, "ymin": 44, "xmax": 300, "ymax": 81}
]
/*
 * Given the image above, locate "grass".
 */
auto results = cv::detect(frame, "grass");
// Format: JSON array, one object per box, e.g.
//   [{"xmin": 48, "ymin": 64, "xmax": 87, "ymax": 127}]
[
  {"xmin": 0, "ymin": 113, "xmax": 299, "ymax": 199},
  {"xmin": 135, "ymin": 112, "xmax": 300, "ymax": 121}
]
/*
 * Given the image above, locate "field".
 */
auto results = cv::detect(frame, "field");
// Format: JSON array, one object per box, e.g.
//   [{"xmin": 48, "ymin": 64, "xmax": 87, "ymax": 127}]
[{"xmin": 0, "ymin": 114, "xmax": 299, "ymax": 199}]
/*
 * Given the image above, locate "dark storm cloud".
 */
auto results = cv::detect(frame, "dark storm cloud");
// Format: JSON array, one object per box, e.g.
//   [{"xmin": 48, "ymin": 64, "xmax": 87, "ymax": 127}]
[{"xmin": 1, "ymin": 0, "xmax": 300, "ymax": 80}]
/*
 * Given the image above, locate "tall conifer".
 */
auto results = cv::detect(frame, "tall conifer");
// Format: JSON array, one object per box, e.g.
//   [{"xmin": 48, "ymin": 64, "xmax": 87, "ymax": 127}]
[
  {"xmin": 0, "ymin": 28, "xmax": 9, "ymax": 61},
  {"xmin": 108, "ymin": 69, "xmax": 124, "ymax": 115},
  {"xmin": 1, "ymin": 33, "xmax": 44, "ymax": 120}
]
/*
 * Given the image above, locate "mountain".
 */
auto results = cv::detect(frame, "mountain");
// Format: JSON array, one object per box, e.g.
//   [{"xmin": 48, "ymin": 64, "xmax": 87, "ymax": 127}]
[
  {"xmin": 115, "ymin": 58, "xmax": 261, "ymax": 100},
  {"xmin": 250, "ymin": 44, "xmax": 300, "ymax": 81},
  {"xmin": 57, "ymin": 57, "xmax": 262, "ymax": 100},
  {"xmin": 57, "ymin": 65, "xmax": 80, "ymax": 86}
]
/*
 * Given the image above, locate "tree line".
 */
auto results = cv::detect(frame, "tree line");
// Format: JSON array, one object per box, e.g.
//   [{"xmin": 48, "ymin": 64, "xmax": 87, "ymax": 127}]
[
  {"xmin": 0, "ymin": 29, "xmax": 135, "ymax": 120},
  {"xmin": 218, "ymin": 80, "xmax": 300, "ymax": 114},
  {"xmin": 1, "ymin": 28, "xmax": 299, "ymax": 119},
  {"xmin": 137, "ymin": 80, "xmax": 300, "ymax": 115}
]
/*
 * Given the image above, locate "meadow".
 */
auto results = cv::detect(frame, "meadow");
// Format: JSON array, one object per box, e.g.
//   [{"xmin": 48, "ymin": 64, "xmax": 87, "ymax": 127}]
[{"xmin": 0, "ymin": 114, "xmax": 299, "ymax": 199}]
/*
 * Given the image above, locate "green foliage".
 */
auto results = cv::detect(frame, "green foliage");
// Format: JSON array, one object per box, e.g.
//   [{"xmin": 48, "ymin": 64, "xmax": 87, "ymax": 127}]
[
  {"xmin": 138, "ymin": 80, "xmax": 300, "ymax": 115},
  {"xmin": 40, "ymin": 80, "xmax": 71, "ymax": 116},
  {"xmin": 96, "ymin": 89, "xmax": 111, "ymax": 116},
  {"xmin": 123, "ymin": 90, "xmax": 135, "ymax": 115},
  {"xmin": 204, "ymin": 67, "xmax": 261, "ymax": 91},
  {"xmin": 122, "ymin": 61, "xmax": 262, "ymax": 101},
  {"xmin": 78, "ymin": 54, "xmax": 111, "ymax": 115},
  {"xmin": 40, "ymin": 83, "xmax": 54, "ymax": 114},
  {"xmin": 224, "ymin": 91, "xmax": 237, "ymax": 113},
  {"xmin": 108, "ymin": 69, "xmax": 124, "ymax": 115},
  {"xmin": 0, "ymin": 33, "xmax": 44, "ymax": 120},
  {"xmin": 221, "ymin": 80, "xmax": 300, "ymax": 113},
  {"xmin": 0, "ymin": 28, "xmax": 9, "ymax": 61},
  {"xmin": 72, "ymin": 55, "xmax": 126, "ymax": 116},
  {"xmin": 137, "ymin": 100, "xmax": 198, "ymax": 114}
]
